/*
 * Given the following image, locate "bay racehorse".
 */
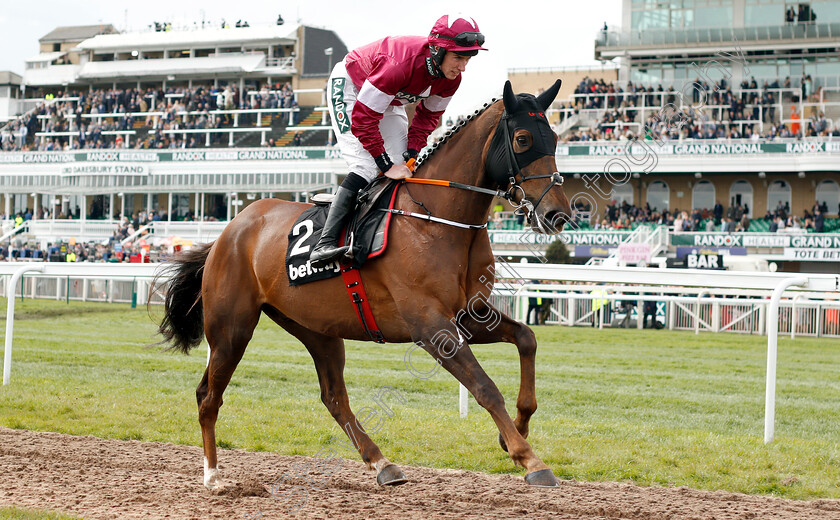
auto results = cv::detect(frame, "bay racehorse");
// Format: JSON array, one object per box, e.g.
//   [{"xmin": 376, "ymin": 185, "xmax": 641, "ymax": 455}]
[{"xmin": 157, "ymin": 79, "xmax": 572, "ymax": 490}]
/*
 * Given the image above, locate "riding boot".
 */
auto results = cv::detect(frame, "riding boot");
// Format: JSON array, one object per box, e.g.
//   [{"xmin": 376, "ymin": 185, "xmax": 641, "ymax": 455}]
[{"xmin": 309, "ymin": 186, "xmax": 357, "ymax": 267}]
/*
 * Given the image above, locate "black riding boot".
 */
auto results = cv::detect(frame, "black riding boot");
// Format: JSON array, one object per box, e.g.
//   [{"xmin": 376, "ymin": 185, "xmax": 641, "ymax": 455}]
[{"xmin": 309, "ymin": 186, "xmax": 357, "ymax": 267}]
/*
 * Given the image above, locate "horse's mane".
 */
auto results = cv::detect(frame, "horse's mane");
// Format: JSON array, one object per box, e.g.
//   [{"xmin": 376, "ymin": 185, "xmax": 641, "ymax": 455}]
[{"xmin": 414, "ymin": 97, "xmax": 500, "ymax": 172}]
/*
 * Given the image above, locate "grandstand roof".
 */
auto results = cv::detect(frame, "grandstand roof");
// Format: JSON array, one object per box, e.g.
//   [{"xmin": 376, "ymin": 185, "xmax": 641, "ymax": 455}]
[
  {"xmin": 39, "ymin": 25, "xmax": 118, "ymax": 43},
  {"xmin": 0, "ymin": 71, "xmax": 22, "ymax": 85},
  {"xmin": 77, "ymin": 54, "xmax": 267, "ymax": 79},
  {"xmin": 77, "ymin": 25, "xmax": 301, "ymax": 52},
  {"xmin": 25, "ymin": 51, "xmax": 67, "ymax": 64}
]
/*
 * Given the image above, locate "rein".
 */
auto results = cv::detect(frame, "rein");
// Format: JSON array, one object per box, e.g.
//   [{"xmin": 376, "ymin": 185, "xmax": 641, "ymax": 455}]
[
  {"xmin": 384, "ymin": 100, "xmax": 566, "ymax": 231},
  {"xmin": 377, "ymin": 177, "xmax": 504, "ymax": 230}
]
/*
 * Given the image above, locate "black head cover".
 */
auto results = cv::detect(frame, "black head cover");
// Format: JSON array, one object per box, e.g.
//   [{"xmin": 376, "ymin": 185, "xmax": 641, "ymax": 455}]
[{"xmin": 485, "ymin": 79, "xmax": 562, "ymax": 186}]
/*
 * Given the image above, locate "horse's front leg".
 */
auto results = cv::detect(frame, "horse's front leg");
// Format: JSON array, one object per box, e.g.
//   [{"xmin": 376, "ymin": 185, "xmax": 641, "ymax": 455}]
[
  {"xmin": 457, "ymin": 302, "xmax": 537, "ymax": 451},
  {"xmin": 408, "ymin": 314, "xmax": 557, "ymax": 487}
]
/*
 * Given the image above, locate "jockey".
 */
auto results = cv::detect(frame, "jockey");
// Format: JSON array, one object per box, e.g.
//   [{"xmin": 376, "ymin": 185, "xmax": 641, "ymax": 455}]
[{"xmin": 310, "ymin": 14, "xmax": 487, "ymax": 267}]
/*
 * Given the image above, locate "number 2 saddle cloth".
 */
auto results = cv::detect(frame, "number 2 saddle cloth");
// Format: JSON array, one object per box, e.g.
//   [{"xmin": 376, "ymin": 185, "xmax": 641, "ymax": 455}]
[{"xmin": 285, "ymin": 178, "xmax": 399, "ymax": 286}]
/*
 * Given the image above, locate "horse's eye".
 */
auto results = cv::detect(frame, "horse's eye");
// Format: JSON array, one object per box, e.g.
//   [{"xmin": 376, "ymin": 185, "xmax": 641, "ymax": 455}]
[{"xmin": 517, "ymin": 136, "xmax": 528, "ymax": 146}]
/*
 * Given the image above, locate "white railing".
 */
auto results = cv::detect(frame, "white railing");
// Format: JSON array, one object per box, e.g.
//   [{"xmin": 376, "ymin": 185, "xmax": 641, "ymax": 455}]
[
  {"xmin": 491, "ymin": 262, "xmax": 839, "ymax": 443},
  {"xmin": 0, "ymin": 221, "xmax": 29, "ymax": 244},
  {"xmin": 0, "ymin": 219, "xmax": 229, "ymax": 245}
]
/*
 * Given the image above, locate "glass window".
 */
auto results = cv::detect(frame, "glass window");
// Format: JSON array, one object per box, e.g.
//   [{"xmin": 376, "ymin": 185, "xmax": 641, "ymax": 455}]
[
  {"xmin": 767, "ymin": 180, "xmax": 792, "ymax": 213},
  {"xmin": 692, "ymin": 180, "xmax": 715, "ymax": 211},
  {"xmin": 811, "ymin": 1, "xmax": 840, "ymax": 22},
  {"xmin": 611, "ymin": 182, "xmax": 634, "ymax": 206},
  {"xmin": 747, "ymin": 62, "xmax": 778, "ymax": 82},
  {"xmin": 729, "ymin": 180, "xmax": 754, "ymax": 216},
  {"xmin": 694, "ymin": 6, "xmax": 733, "ymax": 27},
  {"xmin": 745, "ymin": 4, "xmax": 784, "ymax": 25},
  {"xmin": 632, "ymin": 9, "xmax": 671, "ymax": 30},
  {"xmin": 817, "ymin": 59, "xmax": 840, "ymax": 77},
  {"xmin": 646, "ymin": 180, "xmax": 670, "ymax": 212},
  {"xmin": 815, "ymin": 180, "xmax": 839, "ymax": 215}
]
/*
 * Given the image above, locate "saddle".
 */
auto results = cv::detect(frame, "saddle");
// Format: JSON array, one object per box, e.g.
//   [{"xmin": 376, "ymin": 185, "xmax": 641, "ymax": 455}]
[{"xmin": 286, "ymin": 178, "xmax": 400, "ymax": 286}]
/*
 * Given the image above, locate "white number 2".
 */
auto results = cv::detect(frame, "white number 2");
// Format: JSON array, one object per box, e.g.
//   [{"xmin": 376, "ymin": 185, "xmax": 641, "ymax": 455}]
[{"xmin": 290, "ymin": 219, "xmax": 314, "ymax": 257}]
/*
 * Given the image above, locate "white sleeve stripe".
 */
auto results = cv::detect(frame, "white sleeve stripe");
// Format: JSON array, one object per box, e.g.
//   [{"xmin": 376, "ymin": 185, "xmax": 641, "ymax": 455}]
[
  {"xmin": 357, "ymin": 80, "xmax": 394, "ymax": 113},
  {"xmin": 423, "ymin": 94, "xmax": 451, "ymax": 113}
]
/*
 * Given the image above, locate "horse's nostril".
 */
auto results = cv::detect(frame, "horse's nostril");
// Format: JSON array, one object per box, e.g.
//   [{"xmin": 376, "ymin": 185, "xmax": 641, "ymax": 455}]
[{"xmin": 543, "ymin": 211, "xmax": 567, "ymax": 232}]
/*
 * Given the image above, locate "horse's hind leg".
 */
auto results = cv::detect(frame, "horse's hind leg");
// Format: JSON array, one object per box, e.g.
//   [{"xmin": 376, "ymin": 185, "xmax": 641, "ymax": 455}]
[
  {"xmin": 198, "ymin": 297, "xmax": 261, "ymax": 489},
  {"xmin": 263, "ymin": 308, "xmax": 407, "ymax": 486}
]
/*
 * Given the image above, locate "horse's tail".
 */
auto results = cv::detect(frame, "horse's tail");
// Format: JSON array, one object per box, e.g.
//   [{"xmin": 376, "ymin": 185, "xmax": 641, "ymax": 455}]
[{"xmin": 155, "ymin": 241, "xmax": 214, "ymax": 355}]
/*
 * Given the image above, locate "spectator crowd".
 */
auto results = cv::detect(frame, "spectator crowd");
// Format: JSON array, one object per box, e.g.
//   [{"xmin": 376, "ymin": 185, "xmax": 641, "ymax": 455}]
[
  {"xmin": 559, "ymin": 74, "xmax": 840, "ymax": 142},
  {"xmin": 0, "ymin": 82, "xmax": 299, "ymax": 152}
]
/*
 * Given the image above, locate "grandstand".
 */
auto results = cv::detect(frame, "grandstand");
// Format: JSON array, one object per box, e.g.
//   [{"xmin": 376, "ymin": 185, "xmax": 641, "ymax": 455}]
[
  {"xmin": 505, "ymin": 0, "xmax": 840, "ymax": 273},
  {"xmin": 1, "ymin": 5, "xmax": 838, "ymax": 275}
]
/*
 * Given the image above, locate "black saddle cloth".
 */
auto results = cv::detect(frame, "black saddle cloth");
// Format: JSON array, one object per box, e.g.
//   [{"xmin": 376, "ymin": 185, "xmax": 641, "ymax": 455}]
[{"xmin": 285, "ymin": 179, "xmax": 399, "ymax": 286}]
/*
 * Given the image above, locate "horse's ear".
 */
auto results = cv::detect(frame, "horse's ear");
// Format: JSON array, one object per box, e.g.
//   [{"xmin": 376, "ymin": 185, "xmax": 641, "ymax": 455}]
[
  {"xmin": 502, "ymin": 80, "xmax": 518, "ymax": 112},
  {"xmin": 536, "ymin": 79, "xmax": 563, "ymax": 111}
]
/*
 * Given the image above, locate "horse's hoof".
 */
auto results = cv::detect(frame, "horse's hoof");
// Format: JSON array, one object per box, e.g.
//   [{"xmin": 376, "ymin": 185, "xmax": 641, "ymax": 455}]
[
  {"xmin": 204, "ymin": 468, "xmax": 225, "ymax": 490},
  {"xmin": 498, "ymin": 433, "xmax": 508, "ymax": 453},
  {"xmin": 525, "ymin": 469, "xmax": 559, "ymax": 487},
  {"xmin": 376, "ymin": 464, "xmax": 408, "ymax": 486}
]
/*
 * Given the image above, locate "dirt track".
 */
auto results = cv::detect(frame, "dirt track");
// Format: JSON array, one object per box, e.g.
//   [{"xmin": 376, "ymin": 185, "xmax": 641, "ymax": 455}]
[{"xmin": 0, "ymin": 428, "xmax": 838, "ymax": 520}]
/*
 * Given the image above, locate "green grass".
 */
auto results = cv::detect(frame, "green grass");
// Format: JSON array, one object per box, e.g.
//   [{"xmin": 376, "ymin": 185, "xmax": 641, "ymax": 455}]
[
  {"xmin": 0, "ymin": 506, "xmax": 81, "ymax": 520},
  {"xmin": 1, "ymin": 297, "xmax": 839, "ymax": 500}
]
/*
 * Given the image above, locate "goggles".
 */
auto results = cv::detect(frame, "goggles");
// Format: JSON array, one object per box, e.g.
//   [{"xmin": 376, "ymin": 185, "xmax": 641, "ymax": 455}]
[{"xmin": 433, "ymin": 31, "xmax": 485, "ymax": 47}]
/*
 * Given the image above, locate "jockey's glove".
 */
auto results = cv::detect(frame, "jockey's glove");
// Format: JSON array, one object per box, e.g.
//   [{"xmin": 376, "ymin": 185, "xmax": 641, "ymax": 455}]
[{"xmin": 402, "ymin": 148, "xmax": 419, "ymax": 162}]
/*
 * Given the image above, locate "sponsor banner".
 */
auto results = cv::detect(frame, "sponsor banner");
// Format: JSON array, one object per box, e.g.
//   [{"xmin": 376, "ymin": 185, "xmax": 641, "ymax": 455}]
[
  {"xmin": 575, "ymin": 245, "xmax": 614, "ymax": 257},
  {"xmin": 743, "ymin": 235, "xmax": 790, "ymax": 247},
  {"xmin": 487, "ymin": 230, "xmax": 631, "ymax": 246},
  {"xmin": 0, "ymin": 149, "xmax": 343, "ymax": 164},
  {"xmin": 674, "ymin": 233, "xmax": 840, "ymax": 249},
  {"xmin": 488, "ymin": 231, "xmax": 555, "ymax": 245},
  {"xmin": 789, "ymin": 235, "xmax": 840, "ymax": 248},
  {"xmin": 60, "ymin": 163, "xmax": 148, "ymax": 176},
  {"xmin": 686, "ymin": 253, "xmax": 725, "ymax": 269},
  {"xmin": 672, "ymin": 233, "xmax": 745, "ymax": 247},
  {"xmin": 784, "ymin": 248, "xmax": 840, "ymax": 261},
  {"xmin": 676, "ymin": 246, "xmax": 747, "ymax": 257},
  {"xmin": 560, "ymin": 231, "xmax": 631, "ymax": 246},
  {"xmin": 617, "ymin": 242, "xmax": 651, "ymax": 264},
  {"xmin": 558, "ymin": 141, "xmax": 839, "ymax": 156},
  {"xmin": 85, "ymin": 151, "xmax": 160, "ymax": 162}
]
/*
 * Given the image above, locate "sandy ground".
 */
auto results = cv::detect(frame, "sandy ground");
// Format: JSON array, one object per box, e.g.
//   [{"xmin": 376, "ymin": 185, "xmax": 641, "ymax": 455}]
[{"xmin": 0, "ymin": 428, "xmax": 838, "ymax": 520}]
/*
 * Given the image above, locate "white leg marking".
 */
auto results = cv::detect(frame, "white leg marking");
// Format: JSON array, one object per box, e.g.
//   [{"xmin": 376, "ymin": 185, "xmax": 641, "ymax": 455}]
[{"xmin": 204, "ymin": 456, "xmax": 222, "ymax": 489}]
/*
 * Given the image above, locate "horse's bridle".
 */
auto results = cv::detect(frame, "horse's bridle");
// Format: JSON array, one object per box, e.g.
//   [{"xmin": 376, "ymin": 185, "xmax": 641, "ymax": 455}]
[
  {"xmin": 391, "ymin": 106, "xmax": 565, "ymax": 231},
  {"xmin": 495, "ymin": 110, "xmax": 564, "ymax": 233}
]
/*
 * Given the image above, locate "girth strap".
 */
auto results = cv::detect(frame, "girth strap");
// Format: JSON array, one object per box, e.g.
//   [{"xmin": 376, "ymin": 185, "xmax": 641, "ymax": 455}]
[{"xmin": 337, "ymin": 231, "xmax": 385, "ymax": 343}]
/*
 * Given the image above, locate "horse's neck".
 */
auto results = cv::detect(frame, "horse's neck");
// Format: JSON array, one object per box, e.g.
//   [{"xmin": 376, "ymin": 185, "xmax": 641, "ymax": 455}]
[{"xmin": 411, "ymin": 106, "xmax": 501, "ymax": 223}]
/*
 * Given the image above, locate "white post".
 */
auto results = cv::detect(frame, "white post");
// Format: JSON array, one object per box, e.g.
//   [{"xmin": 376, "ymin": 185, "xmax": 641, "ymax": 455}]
[
  {"xmin": 695, "ymin": 291, "xmax": 707, "ymax": 334},
  {"xmin": 4, "ymin": 264, "xmax": 45, "ymax": 385},
  {"xmin": 765, "ymin": 277, "xmax": 808, "ymax": 444},
  {"xmin": 459, "ymin": 383, "xmax": 468, "ymax": 418}
]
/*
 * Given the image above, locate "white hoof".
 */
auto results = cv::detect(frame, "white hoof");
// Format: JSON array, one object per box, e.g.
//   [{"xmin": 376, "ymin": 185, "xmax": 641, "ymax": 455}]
[{"xmin": 204, "ymin": 457, "xmax": 224, "ymax": 490}]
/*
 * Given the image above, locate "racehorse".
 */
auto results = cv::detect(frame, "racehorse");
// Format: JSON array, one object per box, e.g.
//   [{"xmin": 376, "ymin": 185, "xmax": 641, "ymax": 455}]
[{"xmin": 157, "ymin": 79, "xmax": 572, "ymax": 490}]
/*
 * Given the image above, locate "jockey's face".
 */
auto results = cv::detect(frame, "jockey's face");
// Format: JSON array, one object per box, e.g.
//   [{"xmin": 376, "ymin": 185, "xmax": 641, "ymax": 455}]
[{"xmin": 440, "ymin": 51, "xmax": 472, "ymax": 80}]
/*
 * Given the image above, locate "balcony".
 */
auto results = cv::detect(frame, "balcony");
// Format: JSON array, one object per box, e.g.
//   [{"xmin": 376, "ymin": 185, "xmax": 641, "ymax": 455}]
[{"xmin": 596, "ymin": 22, "xmax": 840, "ymax": 58}]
